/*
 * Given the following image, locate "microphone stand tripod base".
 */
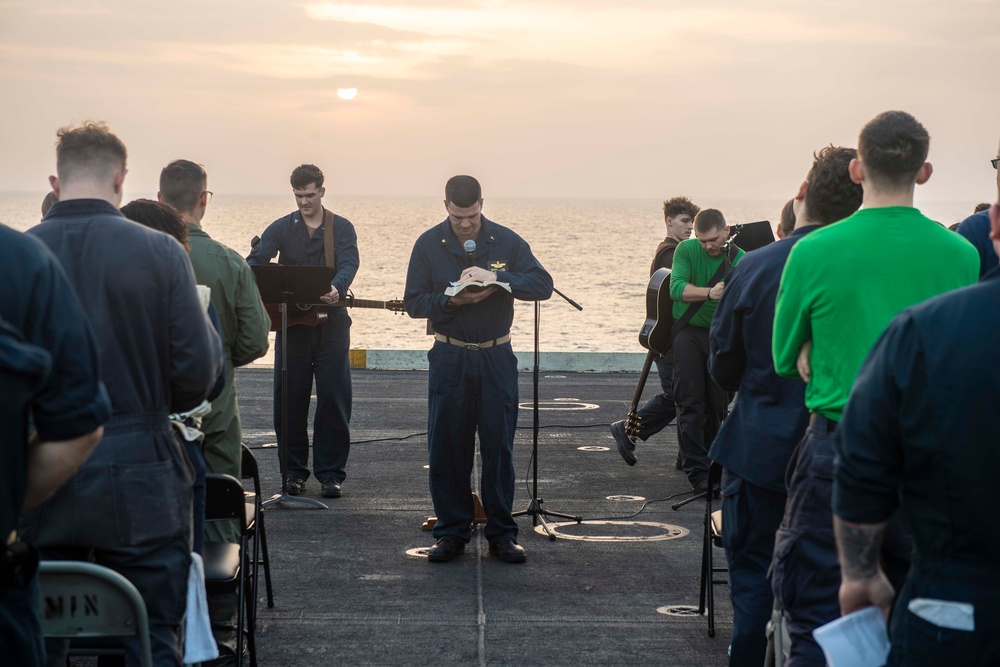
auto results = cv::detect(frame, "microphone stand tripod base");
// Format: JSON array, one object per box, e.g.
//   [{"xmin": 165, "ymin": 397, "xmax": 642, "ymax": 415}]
[{"xmin": 512, "ymin": 498, "xmax": 581, "ymax": 542}]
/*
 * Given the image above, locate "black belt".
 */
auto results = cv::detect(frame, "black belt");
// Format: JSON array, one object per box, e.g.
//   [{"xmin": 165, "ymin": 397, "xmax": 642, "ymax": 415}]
[
  {"xmin": 809, "ymin": 413, "xmax": 838, "ymax": 434},
  {"xmin": 434, "ymin": 333, "xmax": 510, "ymax": 351}
]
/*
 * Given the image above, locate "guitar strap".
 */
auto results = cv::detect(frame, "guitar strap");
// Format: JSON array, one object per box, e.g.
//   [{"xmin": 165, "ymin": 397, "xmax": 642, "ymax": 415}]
[
  {"xmin": 322, "ymin": 209, "xmax": 337, "ymax": 271},
  {"xmin": 669, "ymin": 244, "xmax": 737, "ymax": 346}
]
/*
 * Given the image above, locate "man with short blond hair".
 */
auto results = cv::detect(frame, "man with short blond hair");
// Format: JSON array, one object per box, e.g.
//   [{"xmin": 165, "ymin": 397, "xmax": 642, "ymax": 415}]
[{"xmin": 23, "ymin": 121, "xmax": 223, "ymax": 666}]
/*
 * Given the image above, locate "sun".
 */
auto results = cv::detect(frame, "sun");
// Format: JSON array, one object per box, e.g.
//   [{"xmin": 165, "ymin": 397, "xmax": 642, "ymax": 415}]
[{"xmin": 337, "ymin": 88, "xmax": 358, "ymax": 101}]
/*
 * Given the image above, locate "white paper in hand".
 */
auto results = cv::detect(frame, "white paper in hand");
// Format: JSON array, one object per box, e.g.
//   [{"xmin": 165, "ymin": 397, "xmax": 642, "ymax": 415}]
[{"xmin": 812, "ymin": 606, "xmax": 890, "ymax": 667}]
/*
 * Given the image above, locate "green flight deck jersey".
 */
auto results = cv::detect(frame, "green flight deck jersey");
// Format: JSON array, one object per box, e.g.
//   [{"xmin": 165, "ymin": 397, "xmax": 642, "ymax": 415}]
[
  {"xmin": 773, "ymin": 206, "xmax": 978, "ymax": 421},
  {"xmin": 670, "ymin": 238, "xmax": 745, "ymax": 329}
]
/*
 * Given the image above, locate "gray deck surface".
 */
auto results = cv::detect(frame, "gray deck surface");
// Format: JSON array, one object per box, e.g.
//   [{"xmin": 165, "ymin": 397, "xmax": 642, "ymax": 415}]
[{"xmin": 237, "ymin": 367, "xmax": 732, "ymax": 667}]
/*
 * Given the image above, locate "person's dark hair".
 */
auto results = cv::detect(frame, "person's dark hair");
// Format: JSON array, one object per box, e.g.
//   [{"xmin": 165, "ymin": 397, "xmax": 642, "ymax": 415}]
[
  {"xmin": 694, "ymin": 208, "xmax": 726, "ymax": 233},
  {"xmin": 55, "ymin": 120, "xmax": 127, "ymax": 184},
  {"xmin": 778, "ymin": 199, "xmax": 796, "ymax": 237},
  {"xmin": 445, "ymin": 175, "xmax": 482, "ymax": 208},
  {"xmin": 857, "ymin": 111, "xmax": 930, "ymax": 189},
  {"xmin": 122, "ymin": 199, "xmax": 190, "ymax": 251},
  {"xmin": 663, "ymin": 196, "xmax": 699, "ymax": 221},
  {"xmin": 974, "ymin": 202, "xmax": 991, "ymax": 213},
  {"xmin": 290, "ymin": 164, "xmax": 324, "ymax": 190},
  {"xmin": 948, "ymin": 222, "xmax": 962, "ymax": 232},
  {"xmin": 159, "ymin": 159, "xmax": 207, "ymax": 213},
  {"xmin": 41, "ymin": 191, "xmax": 58, "ymax": 217},
  {"xmin": 804, "ymin": 145, "xmax": 863, "ymax": 226}
]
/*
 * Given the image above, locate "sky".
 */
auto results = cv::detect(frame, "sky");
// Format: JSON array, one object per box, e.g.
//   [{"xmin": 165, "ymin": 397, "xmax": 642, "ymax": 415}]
[{"xmin": 1, "ymin": 0, "xmax": 998, "ymax": 201}]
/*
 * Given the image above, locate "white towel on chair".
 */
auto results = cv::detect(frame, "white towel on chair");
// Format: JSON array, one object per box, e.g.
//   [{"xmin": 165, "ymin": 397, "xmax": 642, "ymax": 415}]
[{"xmin": 184, "ymin": 553, "xmax": 219, "ymax": 665}]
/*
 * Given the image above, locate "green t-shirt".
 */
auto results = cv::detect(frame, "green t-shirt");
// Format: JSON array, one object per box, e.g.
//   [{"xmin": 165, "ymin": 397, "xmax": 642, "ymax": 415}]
[
  {"xmin": 773, "ymin": 206, "xmax": 979, "ymax": 421},
  {"xmin": 669, "ymin": 238, "xmax": 745, "ymax": 329}
]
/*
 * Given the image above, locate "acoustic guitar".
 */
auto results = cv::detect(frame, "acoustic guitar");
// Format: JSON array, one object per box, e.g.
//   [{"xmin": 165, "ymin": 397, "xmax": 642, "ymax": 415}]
[
  {"xmin": 626, "ymin": 268, "xmax": 673, "ymax": 438},
  {"xmin": 637, "ymin": 267, "xmax": 673, "ymax": 355},
  {"xmin": 264, "ymin": 295, "xmax": 405, "ymax": 332}
]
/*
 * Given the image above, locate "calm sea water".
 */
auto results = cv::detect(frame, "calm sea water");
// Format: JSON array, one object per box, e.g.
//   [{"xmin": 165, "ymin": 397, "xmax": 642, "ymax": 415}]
[{"xmin": 0, "ymin": 193, "xmax": 977, "ymax": 354}]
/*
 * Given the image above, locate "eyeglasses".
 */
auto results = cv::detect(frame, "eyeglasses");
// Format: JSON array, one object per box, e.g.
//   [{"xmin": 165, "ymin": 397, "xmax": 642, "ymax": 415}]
[
  {"xmin": 992, "ymin": 158, "xmax": 999, "ymax": 169},
  {"xmin": 203, "ymin": 191, "xmax": 213, "ymax": 203}
]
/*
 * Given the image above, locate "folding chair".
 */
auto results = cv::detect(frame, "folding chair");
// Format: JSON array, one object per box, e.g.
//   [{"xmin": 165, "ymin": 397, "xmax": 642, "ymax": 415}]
[
  {"xmin": 698, "ymin": 462, "xmax": 728, "ymax": 638},
  {"xmin": 38, "ymin": 561, "xmax": 153, "ymax": 667},
  {"xmin": 241, "ymin": 443, "xmax": 275, "ymax": 622},
  {"xmin": 203, "ymin": 473, "xmax": 256, "ymax": 667}
]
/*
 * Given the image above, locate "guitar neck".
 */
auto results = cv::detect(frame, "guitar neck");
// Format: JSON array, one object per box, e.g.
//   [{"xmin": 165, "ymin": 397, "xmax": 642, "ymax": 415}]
[
  {"xmin": 347, "ymin": 298, "xmax": 388, "ymax": 310},
  {"xmin": 625, "ymin": 351, "xmax": 658, "ymax": 439}
]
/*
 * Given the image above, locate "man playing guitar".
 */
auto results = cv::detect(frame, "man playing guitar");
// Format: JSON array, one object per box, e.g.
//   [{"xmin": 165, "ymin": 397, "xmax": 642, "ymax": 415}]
[{"xmin": 247, "ymin": 164, "xmax": 359, "ymax": 499}]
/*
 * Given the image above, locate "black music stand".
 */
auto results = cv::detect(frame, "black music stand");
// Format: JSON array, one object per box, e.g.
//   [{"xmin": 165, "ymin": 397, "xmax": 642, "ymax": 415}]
[
  {"xmin": 512, "ymin": 287, "xmax": 584, "ymax": 539},
  {"xmin": 251, "ymin": 265, "xmax": 335, "ymax": 510},
  {"xmin": 729, "ymin": 220, "xmax": 775, "ymax": 253}
]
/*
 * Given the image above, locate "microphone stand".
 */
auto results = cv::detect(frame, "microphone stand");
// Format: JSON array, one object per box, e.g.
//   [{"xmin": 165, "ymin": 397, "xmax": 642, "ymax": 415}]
[
  {"xmin": 263, "ymin": 297, "xmax": 328, "ymax": 510},
  {"xmin": 249, "ymin": 264, "xmax": 334, "ymax": 510},
  {"xmin": 511, "ymin": 285, "xmax": 583, "ymax": 540}
]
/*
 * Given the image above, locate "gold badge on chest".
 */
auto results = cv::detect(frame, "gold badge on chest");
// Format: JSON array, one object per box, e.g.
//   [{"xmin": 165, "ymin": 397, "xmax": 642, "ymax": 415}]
[{"xmin": 489, "ymin": 260, "xmax": 507, "ymax": 271}]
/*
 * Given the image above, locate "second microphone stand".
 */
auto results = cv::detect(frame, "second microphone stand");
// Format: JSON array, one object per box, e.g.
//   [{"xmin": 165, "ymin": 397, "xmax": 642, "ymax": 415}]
[{"xmin": 512, "ymin": 287, "xmax": 584, "ymax": 540}]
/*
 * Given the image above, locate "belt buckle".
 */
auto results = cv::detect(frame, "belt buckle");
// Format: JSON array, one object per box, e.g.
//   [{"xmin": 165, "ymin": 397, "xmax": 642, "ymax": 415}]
[{"xmin": 464, "ymin": 342, "xmax": 482, "ymax": 351}]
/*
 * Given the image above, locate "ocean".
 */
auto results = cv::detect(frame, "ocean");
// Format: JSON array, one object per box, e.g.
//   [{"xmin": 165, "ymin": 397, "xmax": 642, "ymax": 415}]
[{"xmin": 0, "ymin": 192, "xmax": 977, "ymax": 354}]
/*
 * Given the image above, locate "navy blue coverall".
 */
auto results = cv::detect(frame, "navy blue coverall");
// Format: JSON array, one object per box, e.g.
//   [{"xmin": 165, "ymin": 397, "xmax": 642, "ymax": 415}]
[
  {"xmin": 248, "ymin": 209, "xmax": 359, "ymax": 485},
  {"xmin": 707, "ymin": 226, "xmax": 814, "ymax": 666},
  {"xmin": 835, "ymin": 273, "xmax": 1000, "ymax": 667},
  {"xmin": 404, "ymin": 216, "xmax": 552, "ymax": 544},
  {"xmin": 956, "ymin": 209, "xmax": 998, "ymax": 279},
  {"xmin": 24, "ymin": 200, "xmax": 223, "ymax": 667},
  {"xmin": 0, "ymin": 225, "xmax": 110, "ymax": 667}
]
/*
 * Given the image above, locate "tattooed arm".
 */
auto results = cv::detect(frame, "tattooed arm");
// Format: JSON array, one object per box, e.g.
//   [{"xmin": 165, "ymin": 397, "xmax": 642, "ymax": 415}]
[{"xmin": 834, "ymin": 517, "xmax": 895, "ymax": 618}]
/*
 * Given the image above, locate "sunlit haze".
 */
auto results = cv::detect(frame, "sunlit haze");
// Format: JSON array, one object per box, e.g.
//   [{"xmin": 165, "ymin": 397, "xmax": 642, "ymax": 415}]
[{"xmin": 1, "ymin": 0, "xmax": 998, "ymax": 202}]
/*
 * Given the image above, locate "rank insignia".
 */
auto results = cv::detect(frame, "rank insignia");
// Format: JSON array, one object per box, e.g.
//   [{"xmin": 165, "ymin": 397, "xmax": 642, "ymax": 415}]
[{"xmin": 490, "ymin": 260, "xmax": 507, "ymax": 271}]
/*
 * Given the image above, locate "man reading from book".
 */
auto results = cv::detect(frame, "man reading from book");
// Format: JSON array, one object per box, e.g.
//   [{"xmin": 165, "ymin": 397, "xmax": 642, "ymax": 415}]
[{"xmin": 404, "ymin": 175, "xmax": 553, "ymax": 565}]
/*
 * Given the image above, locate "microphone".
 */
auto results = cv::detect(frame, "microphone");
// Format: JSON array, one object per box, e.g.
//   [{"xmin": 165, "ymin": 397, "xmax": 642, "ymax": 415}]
[
  {"xmin": 463, "ymin": 239, "xmax": 476, "ymax": 268},
  {"xmin": 246, "ymin": 235, "xmax": 261, "ymax": 262}
]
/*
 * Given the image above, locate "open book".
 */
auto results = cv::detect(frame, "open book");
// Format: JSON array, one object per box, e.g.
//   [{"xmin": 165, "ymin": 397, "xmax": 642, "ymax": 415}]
[{"xmin": 444, "ymin": 280, "xmax": 512, "ymax": 297}]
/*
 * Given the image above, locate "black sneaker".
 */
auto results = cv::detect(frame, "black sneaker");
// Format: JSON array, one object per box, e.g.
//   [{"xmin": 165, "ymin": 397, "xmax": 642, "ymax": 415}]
[
  {"xmin": 610, "ymin": 420, "xmax": 636, "ymax": 466},
  {"xmin": 286, "ymin": 477, "xmax": 306, "ymax": 496},
  {"xmin": 426, "ymin": 536, "xmax": 465, "ymax": 563}
]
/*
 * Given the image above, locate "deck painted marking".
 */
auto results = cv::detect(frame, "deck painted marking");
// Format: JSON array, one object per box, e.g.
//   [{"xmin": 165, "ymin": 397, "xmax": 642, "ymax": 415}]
[{"xmin": 535, "ymin": 520, "xmax": 689, "ymax": 542}]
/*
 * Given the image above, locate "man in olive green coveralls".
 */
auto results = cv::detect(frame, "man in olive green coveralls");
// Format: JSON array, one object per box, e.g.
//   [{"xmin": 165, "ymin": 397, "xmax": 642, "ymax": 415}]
[{"xmin": 159, "ymin": 159, "xmax": 270, "ymax": 664}]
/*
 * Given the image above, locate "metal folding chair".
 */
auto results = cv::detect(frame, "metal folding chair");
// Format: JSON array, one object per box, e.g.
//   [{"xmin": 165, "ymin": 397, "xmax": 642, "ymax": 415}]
[
  {"xmin": 698, "ymin": 462, "xmax": 728, "ymax": 637},
  {"xmin": 38, "ymin": 561, "xmax": 153, "ymax": 667},
  {"xmin": 203, "ymin": 473, "xmax": 257, "ymax": 667},
  {"xmin": 241, "ymin": 443, "xmax": 275, "ymax": 622}
]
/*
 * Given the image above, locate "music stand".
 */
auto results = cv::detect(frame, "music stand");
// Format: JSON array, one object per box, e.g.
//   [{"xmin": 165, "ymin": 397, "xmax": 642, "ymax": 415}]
[
  {"xmin": 251, "ymin": 265, "xmax": 335, "ymax": 510},
  {"xmin": 511, "ymin": 287, "xmax": 584, "ymax": 539},
  {"xmin": 730, "ymin": 220, "xmax": 775, "ymax": 253}
]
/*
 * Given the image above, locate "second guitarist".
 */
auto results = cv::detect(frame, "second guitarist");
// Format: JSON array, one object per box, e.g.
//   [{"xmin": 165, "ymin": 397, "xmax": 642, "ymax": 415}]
[
  {"xmin": 247, "ymin": 164, "xmax": 359, "ymax": 499},
  {"xmin": 611, "ymin": 196, "xmax": 700, "ymax": 468}
]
